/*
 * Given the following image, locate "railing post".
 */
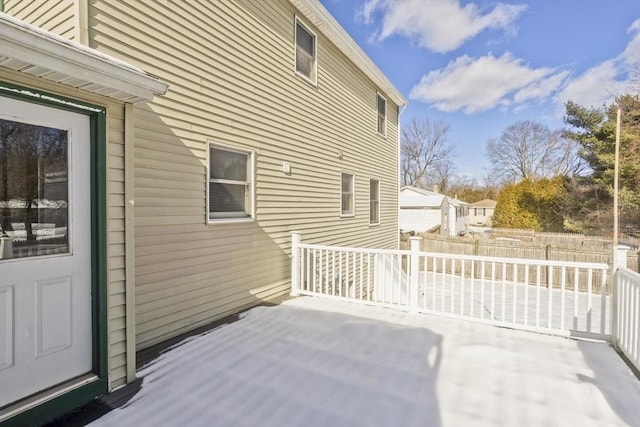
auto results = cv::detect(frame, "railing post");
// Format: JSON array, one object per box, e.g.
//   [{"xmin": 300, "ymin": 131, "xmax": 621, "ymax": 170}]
[
  {"xmin": 611, "ymin": 245, "xmax": 630, "ymax": 346},
  {"xmin": 291, "ymin": 232, "xmax": 301, "ymax": 296},
  {"xmin": 409, "ymin": 237, "xmax": 421, "ymax": 312}
]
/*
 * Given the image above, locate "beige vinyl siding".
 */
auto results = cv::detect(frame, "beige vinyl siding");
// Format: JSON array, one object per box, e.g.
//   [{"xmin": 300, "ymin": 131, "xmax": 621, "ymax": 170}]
[
  {"xmin": 88, "ymin": 0, "xmax": 400, "ymax": 349},
  {"xmin": 0, "ymin": 69, "xmax": 130, "ymax": 390},
  {"xmin": 4, "ymin": 0, "xmax": 78, "ymax": 41}
]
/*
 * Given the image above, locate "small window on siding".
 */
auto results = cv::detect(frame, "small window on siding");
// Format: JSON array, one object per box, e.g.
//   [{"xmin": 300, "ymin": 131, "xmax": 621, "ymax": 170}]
[
  {"xmin": 208, "ymin": 143, "xmax": 254, "ymax": 221},
  {"xmin": 377, "ymin": 93, "xmax": 387, "ymax": 136},
  {"xmin": 341, "ymin": 172, "xmax": 354, "ymax": 216},
  {"xmin": 370, "ymin": 179, "xmax": 380, "ymax": 225},
  {"xmin": 295, "ymin": 18, "xmax": 317, "ymax": 84}
]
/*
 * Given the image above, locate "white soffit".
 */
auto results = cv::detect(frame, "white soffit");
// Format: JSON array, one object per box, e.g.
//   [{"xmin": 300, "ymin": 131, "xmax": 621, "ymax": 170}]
[
  {"xmin": 290, "ymin": 0, "xmax": 406, "ymax": 107},
  {"xmin": 0, "ymin": 13, "xmax": 168, "ymax": 103}
]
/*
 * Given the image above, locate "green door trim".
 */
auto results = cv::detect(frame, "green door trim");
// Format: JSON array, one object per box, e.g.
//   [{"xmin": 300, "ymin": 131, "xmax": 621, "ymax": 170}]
[{"xmin": 0, "ymin": 81, "xmax": 109, "ymax": 426}]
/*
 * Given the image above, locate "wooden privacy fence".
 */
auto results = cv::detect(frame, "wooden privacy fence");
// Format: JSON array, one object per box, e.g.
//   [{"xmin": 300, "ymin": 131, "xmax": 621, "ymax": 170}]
[{"xmin": 402, "ymin": 233, "xmax": 639, "ymax": 273}]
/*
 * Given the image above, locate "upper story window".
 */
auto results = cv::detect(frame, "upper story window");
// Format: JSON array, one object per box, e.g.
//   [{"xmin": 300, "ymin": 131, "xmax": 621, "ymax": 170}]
[
  {"xmin": 295, "ymin": 18, "xmax": 317, "ymax": 84},
  {"xmin": 341, "ymin": 172, "xmax": 354, "ymax": 216},
  {"xmin": 208, "ymin": 143, "xmax": 254, "ymax": 222},
  {"xmin": 377, "ymin": 93, "xmax": 387, "ymax": 136},
  {"xmin": 369, "ymin": 179, "xmax": 380, "ymax": 225}
]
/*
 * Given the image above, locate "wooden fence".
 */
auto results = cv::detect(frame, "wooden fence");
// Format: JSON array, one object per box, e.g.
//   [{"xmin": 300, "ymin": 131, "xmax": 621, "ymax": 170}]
[{"xmin": 401, "ymin": 233, "xmax": 639, "ymax": 273}]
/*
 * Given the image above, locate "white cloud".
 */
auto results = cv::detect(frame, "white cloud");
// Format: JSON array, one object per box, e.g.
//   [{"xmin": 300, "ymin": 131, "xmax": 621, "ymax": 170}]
[
  {"xmin": 554, "ymin": 61, "xmax": 623, "ymax": 109},
  {"xmin": 360, "ymin": 0, "xmax": 527, "ymax": 53},
  {"xmin": 409, "ymin": 53, "xmax": 567, "ymax": 113},
  {"xmin": 553, "ymin": 18, "xmax": 640, "ymax": 110},
  {"xmin": 622, "ymin": 18, "xmax": 640, "ymax": 66},
  {"xmin": 410, "ymin": 18, "xmax": 640, "ymax": 114}
]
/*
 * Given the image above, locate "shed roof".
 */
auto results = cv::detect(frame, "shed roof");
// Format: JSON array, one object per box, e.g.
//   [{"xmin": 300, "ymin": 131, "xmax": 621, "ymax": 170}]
[
  {"xmin": 0, "ymin": 13, "xmax": 168, "ymax": 103},
  {"xmin": 399, "ymin": 186, "xmax": 445, "ymax": 208}
]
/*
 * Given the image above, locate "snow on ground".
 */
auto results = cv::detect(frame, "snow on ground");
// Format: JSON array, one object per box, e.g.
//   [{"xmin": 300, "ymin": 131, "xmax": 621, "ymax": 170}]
[{"xmin": 91, "ymin": 297, "xmax": 640, "ymax": 427}]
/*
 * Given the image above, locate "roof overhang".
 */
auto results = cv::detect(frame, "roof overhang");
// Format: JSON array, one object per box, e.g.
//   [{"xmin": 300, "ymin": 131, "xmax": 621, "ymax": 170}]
[
  {"xmin": 289, "ymin": 0, "xmax": 406, "ymax": 107},
  {"xmin": 0, "ymin": 13, "xmax": 168, "ymax": 103}
]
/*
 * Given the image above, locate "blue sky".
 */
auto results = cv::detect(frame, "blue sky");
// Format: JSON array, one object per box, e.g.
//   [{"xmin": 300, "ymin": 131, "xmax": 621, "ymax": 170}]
[{"xmin": 319, "ymin": 0, "xmax": 640, "ymax": 182}]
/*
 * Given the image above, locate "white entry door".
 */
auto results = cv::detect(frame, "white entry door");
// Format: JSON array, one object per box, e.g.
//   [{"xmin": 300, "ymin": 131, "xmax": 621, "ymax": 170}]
[{"xmin": 0, "ymin": 96, "xmax": 92, "ymax": 408}]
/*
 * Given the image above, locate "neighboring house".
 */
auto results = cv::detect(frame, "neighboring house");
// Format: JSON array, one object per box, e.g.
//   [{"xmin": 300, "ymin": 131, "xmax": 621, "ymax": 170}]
[
  {"xmin": 399, "ymin": 186, "xmax": 469, "ymax": 236},
  {"xmin": 0, "ymin": 1, "xmax": 406, "ymax": 424},
  {"xmin": 469, "ymin": 199, "xmax": 497, "ymax": 226}
]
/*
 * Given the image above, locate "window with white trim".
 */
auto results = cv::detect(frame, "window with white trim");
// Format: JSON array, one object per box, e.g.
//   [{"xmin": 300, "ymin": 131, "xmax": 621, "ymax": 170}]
[
  {"xmin": 341, "ymin": 172, "xmax": 354, "ymax": 216},
  {"xmin": 208, "ymin": 143, "xmax": 254, "ymax": 221},
  {"xmin": 295, "ymin": 18, "xmax": 317, "ymax": 84},
  {"xmin": 369, "ymin": 179, "xmax": 380, "ymax": 225},
  {"xmin": 377, "ymin": 93, "xmax": 387, "ymax": 136}
]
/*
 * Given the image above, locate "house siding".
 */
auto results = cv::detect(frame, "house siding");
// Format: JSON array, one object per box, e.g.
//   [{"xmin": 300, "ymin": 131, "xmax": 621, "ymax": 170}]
[
  {"xmin": 87, "ymin": 0, "xmax": 400, "ymax": 349},
  {"xmin": 0, "ymin": 69, "xmax": 129, "ymax": 389},
  {"xmin": 4, "ymin": 0, "xmax": 78, "ymax": 41}
]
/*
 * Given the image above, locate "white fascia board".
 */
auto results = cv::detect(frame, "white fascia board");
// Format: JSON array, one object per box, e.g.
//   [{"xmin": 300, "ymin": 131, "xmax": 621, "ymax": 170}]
[
  {"xmin": 289, "ymin": 0, "xmax": 406, "ymax": 107},
  {"xmin": 0, "ymin": 13, "xmax": 168, "ymax": 102}
]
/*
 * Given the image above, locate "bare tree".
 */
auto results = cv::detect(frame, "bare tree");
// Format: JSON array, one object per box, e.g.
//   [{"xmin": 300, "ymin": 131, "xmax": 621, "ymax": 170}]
[
  {"xmin": 400, "ymin": 118, "xmax": 455, "ymax": 188},
  {"xmin": 486, "ymin": 120, "xmax": 586, "ymax": 184}
]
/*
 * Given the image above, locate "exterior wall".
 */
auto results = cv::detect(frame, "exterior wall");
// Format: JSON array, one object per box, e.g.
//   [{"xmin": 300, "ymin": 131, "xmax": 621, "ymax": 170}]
[
  {"xmin": 399, "ymin": 209, "xmax": 442, "ymax": 233},
  {"xmin": 470, "ymin": 207, "xmax": 494, "ymax": 226},
  {"xmin": 450, "ymin": 206, "xmax": 468, "ymax": 236},
  {"xmin": 87, "ymin": 0, "xmax": 401, "ymax": 349},
  {"xmin": 0, "ymin": 69, "xmax": 130, "ymax": 389},
  {"xmin": 4, "ymin": 0, "xmax": 79, "ymax": 41}
]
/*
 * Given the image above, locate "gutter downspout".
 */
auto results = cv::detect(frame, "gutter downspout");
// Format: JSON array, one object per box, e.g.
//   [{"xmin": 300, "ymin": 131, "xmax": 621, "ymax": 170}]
[{"xmin": 397, "ymin": 103, "xmax": 407, "ymax": 249}]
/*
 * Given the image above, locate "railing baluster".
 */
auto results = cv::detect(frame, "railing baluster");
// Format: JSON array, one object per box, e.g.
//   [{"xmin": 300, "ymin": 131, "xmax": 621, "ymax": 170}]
[
  {"xmin": 313, "ymin": 249, "xmax": 317, "ymax": 292},
  {"xmin": 470, "ymin": 260, "xmax": 475, "ymax": 317},
  {"xmin": 512, "ymin": 263, "xmax": 518, "ymax": 324},
  {"xmin": 350, "ymin": 252, "xmax": 357, "ymax": 299},
  {"xmin": 432, "ymin": 256, "xmax": 437, "ymax": 311},
  {"xmin": 536, "ymin": 265, "xmax": 541, "ymax": 328},
  {"xmin": 357, "ymin": 252, "xmax": 364, "ymax": 300},
  {"xmin": 451, "ymin": 259, "xmax": 456, "ymax": 314},
  {"xmin": 490, "ymin": 262, "xmax": 496, "ymax": 320},
  {"xmin": 573, "ymin": 267, "xmax": 579, "ymax": 330},
  {"xmin": 560, "ymin": 267, "xmax": 566, "ymax": 331},
  {"xmin": 600, "ymin": 269, "xmax": 607, "ymax": 334},
  {"xmin": 332, "ymin": 250, "xmax": 336, "ymax": 297},
  {"xmin": 367, "ymin": 253, "xmax": 371, "ymax": 301},
  {"xmin": 461, "ymin": 260, "xmax": 466, "ymax": 316},
  {"xmin": 587, "ymin": 268, "xmax": 593, "ymax": 332},
  {"xmin": 501, "ymin": 262, "xmax": 506, "ymax": 322},
  {"xmin": 524, "ymin": 265, "xmax": 530, "ymax": 326},
  {"xmin": 324, "ymin": 250, "xmax": 328, "ymax": 295},
  {"xmin": 396, "ymin": 253, "xmax": 402, "ymax": 304},
  {"xmin": 305, "ymin": 248, "xmax": 311, "ymax": 292},
  {"xmin": 441, "ymin": 258, "xmax": 446, "ymax": 312},
  {"xmin": 318, "ymin": 249, "xmax": 324, "ymax": 294},
  {"xmin": 480, "ymin": 261, "xmax": 486, "ymax": 320},
  {"xmin": 422, "ymin": 254, "xmax": 428, "ymax": 310},
  {"xmin": 547, "ymin": 265, "xmax": 553, "ymax": 328},
  {"xmin": 338, "ymin": 251, "xmax": 343, "ymax": 297}
]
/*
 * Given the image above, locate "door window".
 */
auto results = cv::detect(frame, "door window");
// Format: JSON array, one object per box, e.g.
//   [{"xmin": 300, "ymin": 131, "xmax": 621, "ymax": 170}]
[{"xmin": 0, "ymin": 118, "xmax": 69, "ymax": 260}]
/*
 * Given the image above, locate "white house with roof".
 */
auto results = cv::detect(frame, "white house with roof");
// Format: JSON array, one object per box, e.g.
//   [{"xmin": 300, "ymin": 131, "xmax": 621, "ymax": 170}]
[{"xmin": 399, "ymin": 186, "xmax": 469, "ymax": 236}]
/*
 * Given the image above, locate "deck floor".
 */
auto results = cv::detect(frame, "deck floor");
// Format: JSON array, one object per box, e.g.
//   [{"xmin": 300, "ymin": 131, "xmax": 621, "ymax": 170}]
[{"xmin": 90, "ymin": 297, "xmax": 640, "ymax": 427}]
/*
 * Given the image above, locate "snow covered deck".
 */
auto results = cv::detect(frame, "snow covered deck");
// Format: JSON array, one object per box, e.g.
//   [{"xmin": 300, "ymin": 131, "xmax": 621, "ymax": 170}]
[{"xmin": 91, "ymin": 297, "xmax": 640, "ymax": 427}]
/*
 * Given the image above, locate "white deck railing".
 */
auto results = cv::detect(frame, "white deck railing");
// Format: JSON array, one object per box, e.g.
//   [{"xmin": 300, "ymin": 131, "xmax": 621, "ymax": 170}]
[
  {"xmin": 614, "ymin": 267, "xmax": 640, "ymax": 371},
  {"xmin": 291, "ymin": 234, "xmax": 612, "ymax": 340}
]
